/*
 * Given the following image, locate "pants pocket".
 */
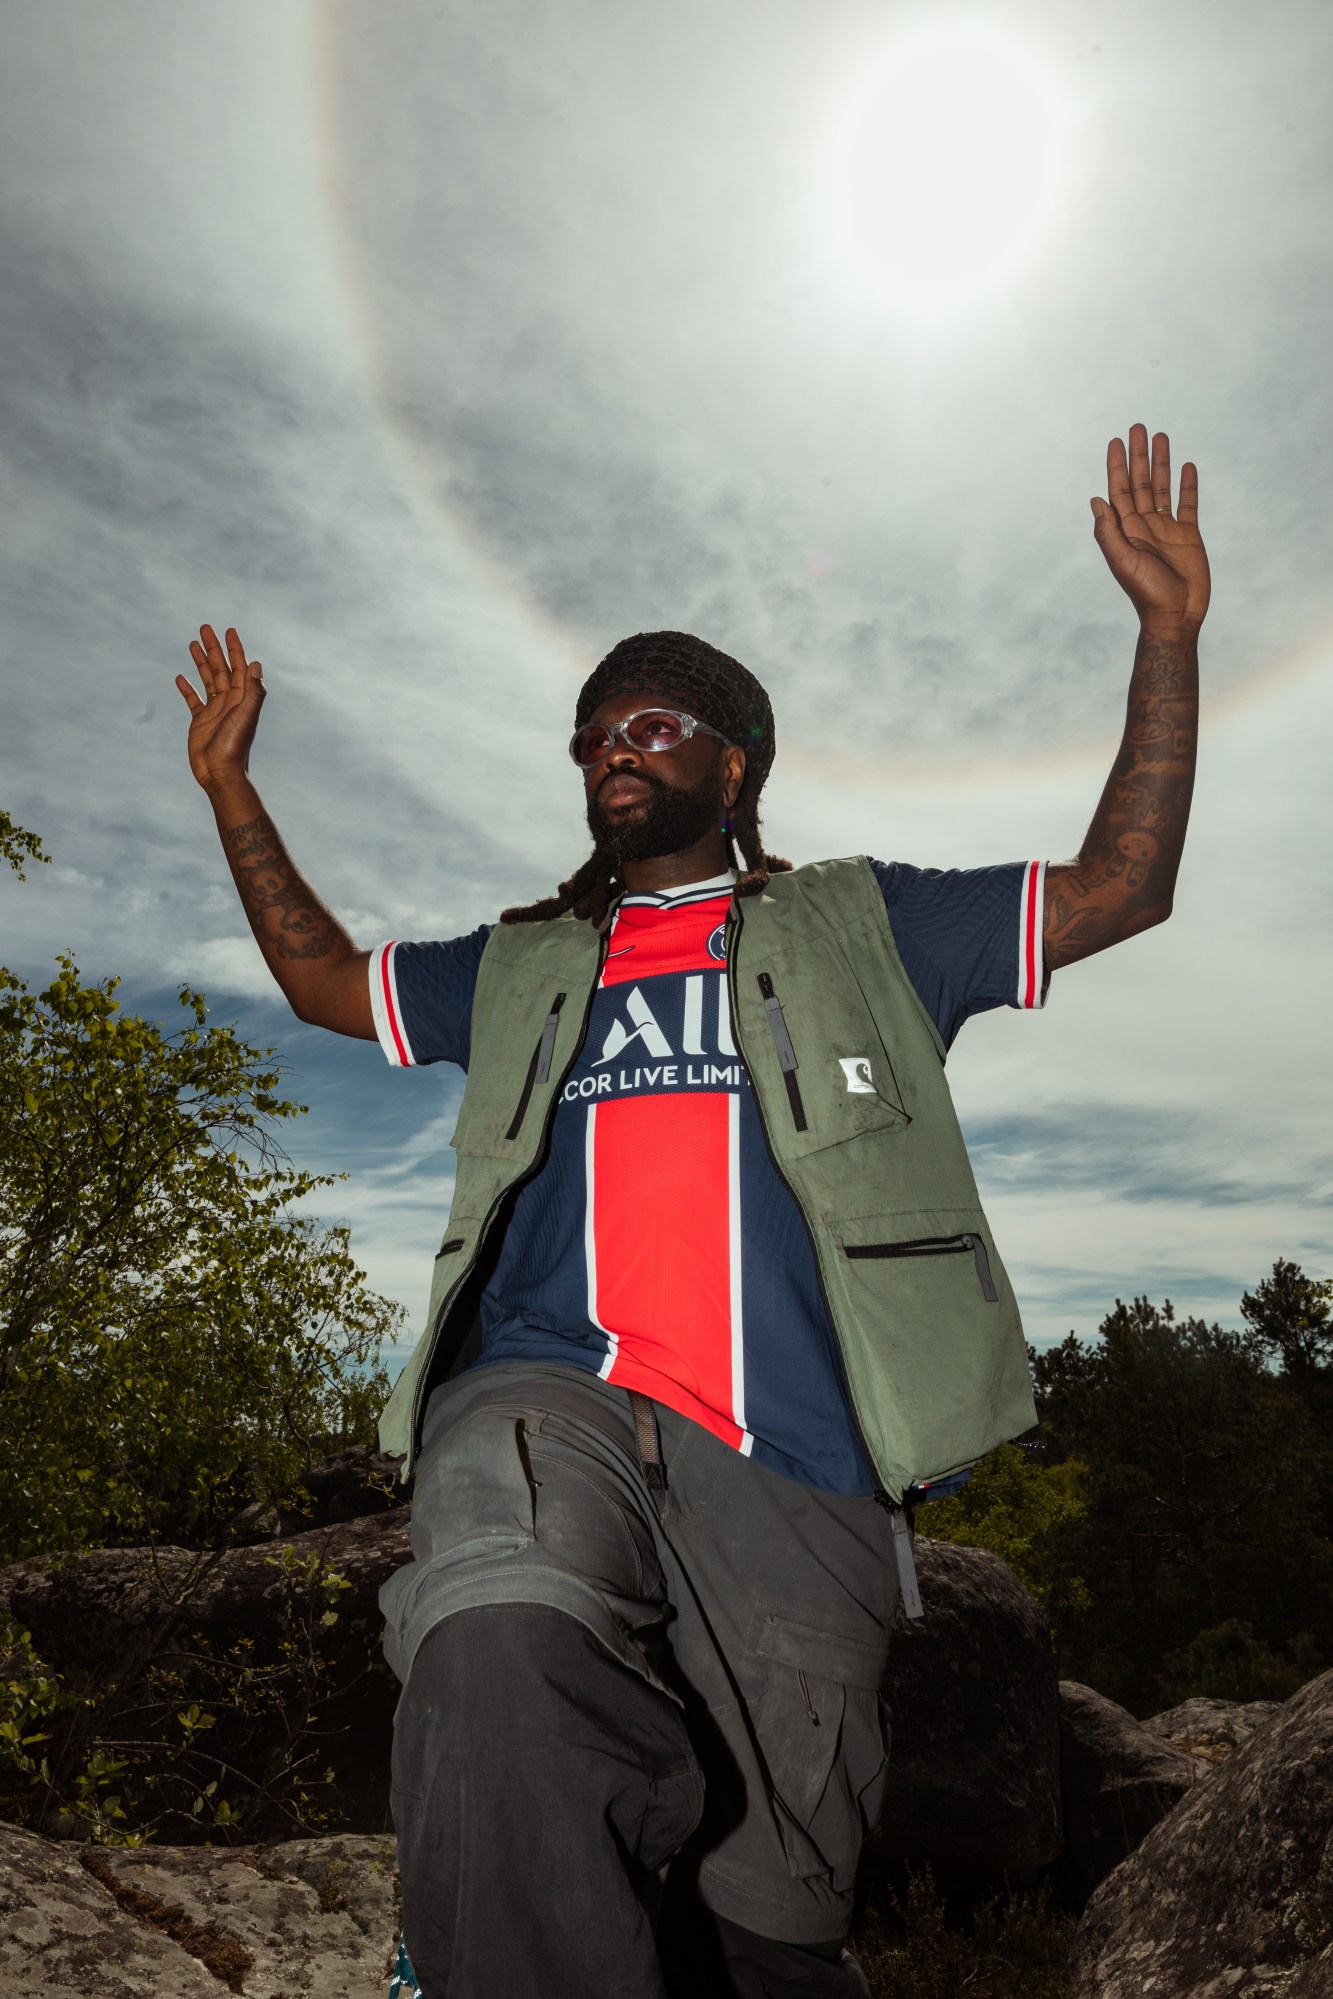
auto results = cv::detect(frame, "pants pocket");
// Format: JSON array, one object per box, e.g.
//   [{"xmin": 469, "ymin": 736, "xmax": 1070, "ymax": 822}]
[
  {"xmin": 525, "ymin": 1416, "xmax": 665, "ymax": 1612},
  {"xmin": 380, "ymin": 1403, "xmax": 542, "ymax": 1661},
  {"xmin": 749, "ymin": 1609, "xmax": 892, "ymax": 1888}
]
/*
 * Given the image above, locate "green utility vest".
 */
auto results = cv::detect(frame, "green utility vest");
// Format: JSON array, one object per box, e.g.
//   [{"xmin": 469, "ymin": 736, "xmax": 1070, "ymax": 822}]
[{"xmin": 378, "ymin": 856, "xmax": 1037, "ymax": 1501}]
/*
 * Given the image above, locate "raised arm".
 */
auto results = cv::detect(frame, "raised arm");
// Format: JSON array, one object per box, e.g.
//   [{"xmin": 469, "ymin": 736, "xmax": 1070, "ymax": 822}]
[
  {"xmin": 1044, "ymin": 424, "xmax": 1211, "ymax": 971},
  {"xmin": 175, "ymin": 624, "xmax": 376, "ymax": 1037}
]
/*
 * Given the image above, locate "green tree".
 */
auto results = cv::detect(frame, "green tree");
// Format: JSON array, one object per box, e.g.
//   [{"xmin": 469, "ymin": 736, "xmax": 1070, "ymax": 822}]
[
  {"xmin": 921, "ymin": 1442, "xmax": 1093, "ymax": 1647},
  {"xmin": 0, "ymin": 811, "xmax": 48, "ymax": 880},
  {"xmin": 1, "ymin": 818, "xmax": 403, "ymax": 1563},
  {"xmin": 1153, "ymin": 1618, "xmax": 1324, "ymax": 1708},
  {"xmin": 1241, "ymin": 1258, "xmax": 1333, "ymax": 1408},
  {"xmin": 1033, "ymin": 1296, "xmax": 1333, "ymax": 1710}
]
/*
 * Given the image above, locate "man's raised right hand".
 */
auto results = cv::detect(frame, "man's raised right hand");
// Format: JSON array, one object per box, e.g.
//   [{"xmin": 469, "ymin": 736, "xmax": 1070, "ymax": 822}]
[
  {"xmin": 173, "ymin": 623, "xmax": 376, "ymax": 1040},
  {"xmin": 176, "ymin": 623, "xmax": 266, "ymax": 794}
]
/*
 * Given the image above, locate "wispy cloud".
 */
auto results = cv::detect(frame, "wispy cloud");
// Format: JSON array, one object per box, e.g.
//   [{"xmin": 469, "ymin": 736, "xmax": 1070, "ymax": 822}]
[{"xmin": 3, "ymin": 0, "xmax": 1332, "ymax": 1379}]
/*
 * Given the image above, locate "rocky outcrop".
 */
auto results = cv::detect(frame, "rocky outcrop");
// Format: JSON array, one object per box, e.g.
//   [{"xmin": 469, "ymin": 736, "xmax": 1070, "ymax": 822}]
[
  {"xmin": 0, "ymin": 1511, "xmax": 412, "ymax": 1690},
  {"xmin": 4, "ymin": 1518, "xmax": 1062, "ymax": 1878},
  {"xmin": 1055, "ymin": 1680, "xmax": 1195, "ymax": 1909},
  {"xmin": 1068, "ymin": 1668, "xmax": 1333, "ymax": 1998},
  {"xmin": 1142, "ymin": 1693, "xmax": 1283, "ymax": 1781},
  {"xmin": 0, "ymin": 1513, "xmax": 412, "ymax": 1836},
  {"xmin": 0, "ymin": 1824, "xmax": 403, "ymax": 1998},
  {"xmin": 226, "ymin": 1444, "xmax": 409, "ymax": 1541},
  {"xmin": 870, "ymin": 1533, "xmax": 1064, "ymax": 1877}
]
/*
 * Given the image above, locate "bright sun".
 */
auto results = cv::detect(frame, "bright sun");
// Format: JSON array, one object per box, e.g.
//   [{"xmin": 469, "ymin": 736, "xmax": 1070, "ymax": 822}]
[{"xmin": 814, "ymin": 16, "xmax": 1080, "ymax": 321}]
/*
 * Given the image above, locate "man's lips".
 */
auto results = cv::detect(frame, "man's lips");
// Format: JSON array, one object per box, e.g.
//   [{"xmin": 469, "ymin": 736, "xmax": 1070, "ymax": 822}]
[{"xmin": 597, "ymin": 774, "xmax": 654, "ymax": 809}]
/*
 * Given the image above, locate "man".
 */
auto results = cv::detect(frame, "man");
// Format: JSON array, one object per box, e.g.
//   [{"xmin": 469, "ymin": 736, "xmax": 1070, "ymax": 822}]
[{"xmin": 177, "ymin": 424, "xmax": 1209, "ymax": 1996}]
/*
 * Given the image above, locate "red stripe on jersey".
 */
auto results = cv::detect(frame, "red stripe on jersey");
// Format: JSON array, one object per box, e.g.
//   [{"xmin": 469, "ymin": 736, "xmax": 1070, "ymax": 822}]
[
  {"xmin": 591, "ymin": 1091, "xmax": 744, "ymax": 1449},
  {"xmin": 601, "ymin": 894, "xmax": 731, "ymax": 987},
  {"xmin": 1021, "ymin": 862, "xmax": 1041, "ymax": 1008},
  {"xmin": 379, "ymin": 944, "xmax": 412, "ymax": 1065}
]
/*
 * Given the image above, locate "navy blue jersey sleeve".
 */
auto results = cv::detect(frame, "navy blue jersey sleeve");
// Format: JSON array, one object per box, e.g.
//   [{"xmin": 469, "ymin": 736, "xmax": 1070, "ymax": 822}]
[
  {"xmin": 368, "ymin": 925, "xmax": 493, "ymax": 1069},
  {"xmin": 867, "ymin": 858, "xmax": 1048, "ymax": 1050}
]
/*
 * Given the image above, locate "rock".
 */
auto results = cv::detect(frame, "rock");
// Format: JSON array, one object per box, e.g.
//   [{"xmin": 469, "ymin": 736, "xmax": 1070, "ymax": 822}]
[
  {"xmin": 0, "ymin": 1822, "xmax": 402, "ymax": 1998},
  {"xmin": 868, "ymin": 1534, "xmax": 1063, "ymax": 1878},
  {"xmin": 0, "ymin": 1512, "xmax": 412, "ymax": 1837},
  {"xmin": 0, "ymin": 1823, "xmax": 221, "ymax": 1997},
  {"xmin": 227, "ymin": 1445, "xmax": 408, "ymax": 1541},
  {"xmin": 0, "ymin": 1510, "xmax": 413, "ymax": 1688},
  {"xmin": 1068, "ymin": 1668, "xmax": 1333, "ymax": 1998},
  {"xmin": 1055, "ymin": 1680, "xmax": 1195, "ymax": 1909},
  {"xmin": 1142, "ymin": 1693, "xmax": 1283, "ymax": 1782},
  {"xmin": 297, "ymin": 1447, "xmax": 407, "ymax": 1524}
]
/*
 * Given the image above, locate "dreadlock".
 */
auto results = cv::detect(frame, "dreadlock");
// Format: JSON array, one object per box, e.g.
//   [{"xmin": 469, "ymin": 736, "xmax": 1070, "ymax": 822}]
[{"xmin": 501, "ymin": 631, "xmax": 789, "ymax": 925}]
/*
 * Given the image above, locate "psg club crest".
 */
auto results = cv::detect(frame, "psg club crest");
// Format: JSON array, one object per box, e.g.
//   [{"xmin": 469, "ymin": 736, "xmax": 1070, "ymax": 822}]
[{"xmin": 706, "ymin": 924, "xmax": 728, "ymax": 962}]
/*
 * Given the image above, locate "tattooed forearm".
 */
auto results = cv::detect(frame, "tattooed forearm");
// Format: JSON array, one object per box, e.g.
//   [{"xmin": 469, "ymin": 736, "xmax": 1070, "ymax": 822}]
[
  {"xmin": 197, "ymin": 778, "xmax": 371, "ymax": 1037},
  {"xmin": 221, "ymin": 814, "xmax": 345, "ymax": 960},
  {"xmin": 1045, "ymin": 628, "xmax": 1199, "ymax": 969}
]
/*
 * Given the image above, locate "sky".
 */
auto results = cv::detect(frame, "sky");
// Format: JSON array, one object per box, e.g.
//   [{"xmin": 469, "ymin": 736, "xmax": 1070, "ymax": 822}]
[{"xmin": 3, "ymin": 0, "xmax": 1332, "ymax": 1378}]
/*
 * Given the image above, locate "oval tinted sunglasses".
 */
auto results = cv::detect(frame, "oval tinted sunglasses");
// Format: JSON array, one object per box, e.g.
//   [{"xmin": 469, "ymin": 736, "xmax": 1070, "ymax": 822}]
[{"xmin": 568, "ymin": 707, "xmax": 731, "ymax": 768}]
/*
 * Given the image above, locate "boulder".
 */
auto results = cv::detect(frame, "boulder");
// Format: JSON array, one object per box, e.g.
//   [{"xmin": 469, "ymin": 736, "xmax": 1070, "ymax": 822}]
[
  {"xmin": 0, "ymin": 1822, "xmax": 404, "ymax": 1998},
  {"xmin": 1068, "ymin": 1668, "xmax": 1333, "ymax": 1998},
  {"xmin": 1055, "ymin": 1680, "xmax": 1195, "ymax": 1909},
  {"xmin": 868, "ymin": 1533, "xmax": 1063, "ymax": 1878},
  {"xmin": 0, "ymin": 1512, "xmax": 412, "ymax": 1837},
  {"xmin": 1142, "ymin": 1693, "xmax": 1283, "ymax": 1782},
  {"xmin": 0, "ymin": 1510, "xmax": 412, "ymax": 1689},
  {"xmin": 226, "ymin": 1444, "xmax": 409, "ymax": 1541}
]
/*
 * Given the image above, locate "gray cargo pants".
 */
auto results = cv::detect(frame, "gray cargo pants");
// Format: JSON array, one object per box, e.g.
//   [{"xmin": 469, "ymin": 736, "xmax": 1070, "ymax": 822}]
[{"xmin": 381, "ymin": 1362, "xmax": 899, "ymax": 1996}]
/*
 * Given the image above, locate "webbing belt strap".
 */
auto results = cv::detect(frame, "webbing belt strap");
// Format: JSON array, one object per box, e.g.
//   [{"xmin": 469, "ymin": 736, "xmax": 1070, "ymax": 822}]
[{"xmin": 627, "ymin": 1389, "xmax": 667, "ymax": 1492}]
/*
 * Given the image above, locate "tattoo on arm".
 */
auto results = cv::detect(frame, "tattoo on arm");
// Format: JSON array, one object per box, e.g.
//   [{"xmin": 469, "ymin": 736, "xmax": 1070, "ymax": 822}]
[
  {"xmin": 1045, "ymin": 631, "xmax": 1199, "ymax": 969},
  {"xmin": 222, "ymin": 815, "xmax": 342, "ymax": 961}
]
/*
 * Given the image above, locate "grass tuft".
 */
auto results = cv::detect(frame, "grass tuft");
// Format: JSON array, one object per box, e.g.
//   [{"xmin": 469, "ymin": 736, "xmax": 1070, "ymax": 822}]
[{"xmin": 852, "ymin": 1868, "xmax": 1075, "ymax": 1999}]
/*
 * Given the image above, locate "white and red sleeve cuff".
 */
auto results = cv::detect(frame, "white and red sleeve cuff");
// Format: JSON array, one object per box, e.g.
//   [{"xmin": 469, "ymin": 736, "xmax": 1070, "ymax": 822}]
[
  {"xmin": 1017, "ymin": 861, "xmax": 1049, "ymax": 1010},
  {"xmin": 369, "ymin": 942, "xmax": 415, "ymax": 1066}
]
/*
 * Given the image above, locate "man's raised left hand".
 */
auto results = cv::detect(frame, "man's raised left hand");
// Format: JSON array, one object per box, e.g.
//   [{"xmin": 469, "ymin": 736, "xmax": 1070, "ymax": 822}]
[{"xmin": 1090, "ymin": 423, "xmax": 1211, "ymax": 639}]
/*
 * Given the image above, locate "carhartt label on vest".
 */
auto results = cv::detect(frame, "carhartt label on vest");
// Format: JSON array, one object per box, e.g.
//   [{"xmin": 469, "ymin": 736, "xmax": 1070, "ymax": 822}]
[{"xmin": 839, "ymin": 1057, "xmax": 875, "ymax": 1095}]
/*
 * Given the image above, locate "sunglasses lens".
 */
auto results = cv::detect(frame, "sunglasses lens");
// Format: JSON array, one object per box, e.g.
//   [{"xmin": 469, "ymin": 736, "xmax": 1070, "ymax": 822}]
[
  {"xmin": 570, "ymin": 725, "xmax": 613, "ymax": 766},
  {"xmin": 625, "ymin": 710, "xmax": 687, "ymax": 751}
]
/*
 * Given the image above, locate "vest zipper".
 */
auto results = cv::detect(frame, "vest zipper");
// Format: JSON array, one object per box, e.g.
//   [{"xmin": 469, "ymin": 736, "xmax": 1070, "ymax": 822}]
[
  {"xmin": 408, "ymin": 937, "xmax": 608, "ymax": 1464},
  {"xmin": 844, "ymin": 1232, "xmax": 998, "ymax": 1303},
  {"xmin": 504, "ymin": 992, "xmax": 567, "ymax": 1141},
  {"xmin": 726, "ymin": 902, "xmax": 893, "ymax": 1509},
  {"xmin": 874, "ymin": 1488, "xmax": 925, "ymax": 1619},
  {"xmin": 756, "ymin": 972, "xmax": 808, "ymax": 1132}
]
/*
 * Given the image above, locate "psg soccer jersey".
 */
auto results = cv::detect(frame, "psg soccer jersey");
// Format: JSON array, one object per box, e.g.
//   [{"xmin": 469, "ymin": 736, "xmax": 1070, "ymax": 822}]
[{"xmin": 370, "ymin": 859, "xmax": 1047, "ymax": 1495}]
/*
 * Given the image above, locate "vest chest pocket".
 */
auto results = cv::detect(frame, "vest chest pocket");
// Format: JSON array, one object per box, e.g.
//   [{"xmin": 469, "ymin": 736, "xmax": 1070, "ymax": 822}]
[
  {"xmin": 450, "ymin": 989, "xmax": 570, "ymax": 1159},
  {"xmin": 741, "ymin": 950, "xmax": 913, "ymax": 1158}
]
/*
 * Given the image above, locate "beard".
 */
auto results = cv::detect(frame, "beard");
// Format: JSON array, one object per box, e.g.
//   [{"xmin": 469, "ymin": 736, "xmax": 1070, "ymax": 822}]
[{"xmin": 587, "ymin": 766, "xmax": 725, "ymax": 865}]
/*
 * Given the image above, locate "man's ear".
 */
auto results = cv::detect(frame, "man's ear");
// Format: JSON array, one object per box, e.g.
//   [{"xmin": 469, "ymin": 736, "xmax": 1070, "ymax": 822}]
[{"xmin": 723, "ymin": 745, "xmax": 746, "ymax": 808}]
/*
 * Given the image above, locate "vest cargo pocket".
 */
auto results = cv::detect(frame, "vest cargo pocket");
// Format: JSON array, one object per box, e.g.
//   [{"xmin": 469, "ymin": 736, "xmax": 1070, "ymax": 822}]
[
  {"xmin": 845, "ymin": 1231, "xmax": 998, "ymax": 1302},
  {"xmin": 832, "ymin": 1212, "xmax": 1030, "ymax": 1487}
]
